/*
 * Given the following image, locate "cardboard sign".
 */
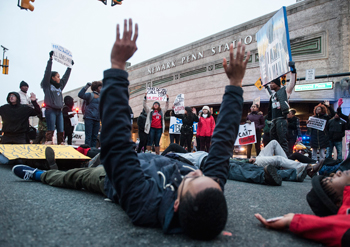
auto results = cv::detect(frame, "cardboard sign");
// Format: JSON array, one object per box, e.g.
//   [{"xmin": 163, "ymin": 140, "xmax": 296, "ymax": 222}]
[
  {"xmin": 253, "ymin": 97, "xmax": 260, "ymax": 107},
  {"xmin": 169, "ymin": 117, "xmax": 197, "ymax": 134},
  {"xmin": 256, "ymin": 7, "xmax": 292, "ymax": 85},
  {"xmin": 345, "ymin": 130, "xmax": 350, "ymax": 159},
  {"xmin": 0, "ymin": 145, "xmax": 90, "ymax": 160},
  {"xmin": 146, "ymin": 87, "xmax": 167, "ymax": 101},
  {"xmin": 305, "ymin": 69, "xmax": 315, "ymax": 81},
  {"xmin": 234, "ymin": 123, "xmax": 256, "ymax": 145},
  {"xmin": 173, "ymin": 94, "xmax": 185, "ymax": 114},
  {"xmin": 307, "ymin": 116, "xmax": 327, "ymax": 131},
  {"xmin": 51, "ymin": 44, "xmax": 73, "ymax": 68}
]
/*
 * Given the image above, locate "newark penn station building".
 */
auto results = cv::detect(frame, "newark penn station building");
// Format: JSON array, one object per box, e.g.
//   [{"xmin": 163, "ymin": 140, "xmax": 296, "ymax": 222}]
[{"xmin": 46, "ymin": 0, "xmax": 350, "ymax": 149}]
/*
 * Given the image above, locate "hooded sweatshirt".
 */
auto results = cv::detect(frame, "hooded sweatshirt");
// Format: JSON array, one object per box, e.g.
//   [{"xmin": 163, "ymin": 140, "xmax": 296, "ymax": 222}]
[{"xmin": 0, "ymin": 92, "xmax": 40, "ymax": 134}]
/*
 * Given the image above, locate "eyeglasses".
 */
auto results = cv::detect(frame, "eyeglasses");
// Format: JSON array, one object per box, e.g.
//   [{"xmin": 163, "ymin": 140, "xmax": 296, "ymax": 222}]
[{"xmin": 179, "ymin": 174, "xmax": 220, "ymax": 200}]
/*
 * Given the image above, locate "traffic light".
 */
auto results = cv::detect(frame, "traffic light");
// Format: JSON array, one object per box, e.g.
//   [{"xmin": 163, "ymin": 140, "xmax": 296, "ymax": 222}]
[
  {"xmin": 2, "ymin": 58, "xmax": 9, "ymax": 75},
  {"xmin": 98, "ymin": 0, "xmax": 107, "ymax": 5},
  {"xmin": 18, "ymin": 0, "xmax": 35, "ymax": 11},
  {"xmin": 281, "ymin": 74, "xmax": 287, "ymax": 86},
  {"xmin": 111, "ymin": 0, "xmax": 122, "ymax": 6}
]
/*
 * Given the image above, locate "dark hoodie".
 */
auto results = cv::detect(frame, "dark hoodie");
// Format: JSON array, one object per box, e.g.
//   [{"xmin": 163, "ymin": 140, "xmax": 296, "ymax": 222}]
[
  {"xmin": 137, "ymin": 109, "xmax": 147, "ymax": 132},
  {"xmin": 0, "ymin": 92, "xmax": 40, "ymax": 135},
  {"xmin": 62, "ymin": 96, "xmax": 75, "ymax": 131}
]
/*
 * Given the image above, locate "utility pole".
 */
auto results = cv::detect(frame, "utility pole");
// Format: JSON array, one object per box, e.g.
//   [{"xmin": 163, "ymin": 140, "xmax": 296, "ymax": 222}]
[{"xmin": 1, "ymin": 46, "xmax": 9, "ymax": 75}]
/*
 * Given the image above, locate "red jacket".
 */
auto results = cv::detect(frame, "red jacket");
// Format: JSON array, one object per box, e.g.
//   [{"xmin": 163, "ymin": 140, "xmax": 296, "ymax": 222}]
[
  {"xmin": 290, "ymin": 186, "xmax": 350, "ymax": 247},
  {"xmin": 197, "ymin": 115, "xmax": 215, "ymax": 137}
]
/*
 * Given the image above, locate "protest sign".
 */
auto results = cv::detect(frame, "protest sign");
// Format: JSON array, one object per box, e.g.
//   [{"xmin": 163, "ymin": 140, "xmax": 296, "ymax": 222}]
[
  {"xmin": 146, "ymin": 87, "xmax": 167, "ymax": 101},
  {"xmin": 253, "ymin": 97, "xmax": 260, "ymax": 107},
  {"xmin": 234, "ymin": 122, "xmax": 256, "ymax": 145},
  {"xmin": 305, "ymin": 69, "xmax": 315, "ymax": 81},
  {"xmin": 51, "ymin": 44, "xmax": 73, "ymax": 68},
  {"xmin": 169, "ymin": 117, "xmax": 198, "ymax": 134},
  {"xmin": 173, "ymin": 94, "xmax": 185, "ymax": 114},
  {"xmin": 0, "ymin": 145, "xmax": 89, "ymax": 160},
  {"xmin": 69, "ymin": 112, "xmax": 78, "ymax": 126},
  {"xmin": 256, "ymin": 7, "xmax": 292, "ymax": 85},
  {"xmin": 307, "ymin": 116, "xmax": 327, "ymax": 131},
  {"xmin": 345, "ymin": 130, "xmax": 350, "ymax": 159}
]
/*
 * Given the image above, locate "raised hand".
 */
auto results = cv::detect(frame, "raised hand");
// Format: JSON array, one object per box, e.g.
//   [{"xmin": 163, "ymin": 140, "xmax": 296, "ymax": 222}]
[
  {"xmin": 254, "ymin": 213, "xmax": 294, "ymax": 230},
  {"xmin": 30, "ymin": 93, "xmax": 36, "ymax": 101},
  {"xmin": 111, "ymin": 19, "xmax": 138, "ymax": 70},
  {"xmin": 192, "ymin": 108, "xmax": 197, "ymax": 114},
  {"xmin": 49, "ymin": 51, "xmax": 54, "ymax": 59},
  {"xmin": 222, "ymin": 42, "xmax": 250, "ymax": 87}
]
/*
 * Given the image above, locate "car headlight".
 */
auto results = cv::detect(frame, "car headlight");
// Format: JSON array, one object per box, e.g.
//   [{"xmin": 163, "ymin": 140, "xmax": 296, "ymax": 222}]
[{"xmin": 240, "ymin": 147, "xmax": 245, "ymax": 151}]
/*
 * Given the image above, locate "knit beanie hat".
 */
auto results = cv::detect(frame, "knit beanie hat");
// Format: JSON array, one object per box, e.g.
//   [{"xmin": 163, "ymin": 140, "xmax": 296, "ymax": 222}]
[
  {"xmin": 271, "ymin": 78, "xmax": 281, "ymax": 87},
  {"xmin": 20, "ymin": 81, "xmax": 29, "ymax": 88},
  {"xmin": 202, "ymin": 106, "xmax": 210, "ymax": 112},
  {"xmin": 153, "ymin": 101, "xmax": 160, "ymax": 107},
  {"xmin": 306, "ymin": 175, "xmax": 339, "ymax": 217}
]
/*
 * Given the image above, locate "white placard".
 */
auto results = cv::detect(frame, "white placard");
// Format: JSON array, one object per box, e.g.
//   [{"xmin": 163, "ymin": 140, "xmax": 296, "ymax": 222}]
[
  {"xmin": 41, "ymin": 108, "xmax": 45, "ymax": 118},
  {"xmin": 234, "ymin": 122, "xmax": 256, "ymax": 146},
  {"xmin": 146, "ymin": 87, "xmax": 167, "ymax": 101},
  {"xmin": 173, "ymin": 94, "xmax": 185, "ymax": 114},
  {"xmin": 253, "ymin": 97, "xmax": 260, "ymax": 107},
  {"xmin": 169, "ymin": 116, "xmax": 197, "ymax": 134},
  {"xmin": 305, "ymin": 69, "xmax": 315, "ymax": 81},
  {"xmin": 307, "ymin": 116, "xmax": 327, "ymax": 131},
  {"xmin": 51, "ymin": 43, "xmax": 73, "ymax": 68},
  {"xmin": 69, "ymin": 112, "xmax": 78, "ymax": 126}
]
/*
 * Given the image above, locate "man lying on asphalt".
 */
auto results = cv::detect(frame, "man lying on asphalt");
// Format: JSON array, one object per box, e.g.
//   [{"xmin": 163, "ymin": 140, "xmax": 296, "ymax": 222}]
[{"xmin": 12, "ymin": 18, "xmax": 250, "ymax": 240}]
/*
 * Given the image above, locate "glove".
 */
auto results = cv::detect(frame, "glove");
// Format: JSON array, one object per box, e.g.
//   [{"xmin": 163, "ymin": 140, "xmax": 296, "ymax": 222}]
[
  {"xmin": 289, "ymin": 61, "xmax": 296, "ymax": 73},
  {"xmin": 49, "ymin": 51, "xmax": 54, "ymax": 59},
  {"xmin": 84, "ymin": 82, "xmax": 92, "ymax": 89},
  {"xmin": 71, "ymin": 60, "xmax": 74, "ymax": 66}
]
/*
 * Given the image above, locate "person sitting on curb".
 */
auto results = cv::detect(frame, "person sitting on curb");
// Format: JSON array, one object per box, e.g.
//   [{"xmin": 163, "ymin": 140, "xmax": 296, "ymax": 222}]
[
  {"xmin": 11, "ymin": 19, "xmax": 249, "ymax": 240},
  {"xmin": 255, "ymin": 172, "xmax": 350, "ymax": 247}
]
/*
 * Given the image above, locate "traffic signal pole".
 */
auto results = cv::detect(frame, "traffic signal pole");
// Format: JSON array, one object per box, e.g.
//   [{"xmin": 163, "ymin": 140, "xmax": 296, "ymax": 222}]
[{"xmin": 0, "ymin": 46, "xmax": 9, "ymax": 75}]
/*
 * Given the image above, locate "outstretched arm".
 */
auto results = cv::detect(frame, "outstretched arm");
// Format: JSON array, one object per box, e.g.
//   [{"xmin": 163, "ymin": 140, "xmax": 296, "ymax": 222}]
[
  {"xmin": 202, "ymin": 43, "xmax": 249, "ymax": 190},
  {"xmin": 286, "ymin": 72, "xmax": 296, "ymax": 99}
]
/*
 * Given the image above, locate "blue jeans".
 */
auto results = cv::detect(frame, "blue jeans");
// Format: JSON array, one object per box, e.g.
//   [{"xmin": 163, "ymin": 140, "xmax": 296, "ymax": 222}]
[
  {"xmin": 46, "ymin": 108, "xmax": 64, "ymax": 132},
  {"xmin": 326, "ymin": 140, "xmax": 342, "ymax": 160},
  {"xmin": 147, "ymin": 128, "xmax": 162, "ymax": 147},
  {"xmin": 85, "ymin": 119, "xmax": 100, "ymax": 147}
]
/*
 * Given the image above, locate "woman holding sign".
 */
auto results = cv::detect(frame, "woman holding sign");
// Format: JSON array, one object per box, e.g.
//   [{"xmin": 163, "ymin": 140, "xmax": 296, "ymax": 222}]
[
  {"xmin": 308, "ymin": 101, "xmax": 335, "ymax": 161},
  {"xmin": 143, "ymin": 94, "xmax": 169, "ymax": 155},
  {"xmin": 41, "ymin": 51, "xmax": 73, "ymax": 145}
]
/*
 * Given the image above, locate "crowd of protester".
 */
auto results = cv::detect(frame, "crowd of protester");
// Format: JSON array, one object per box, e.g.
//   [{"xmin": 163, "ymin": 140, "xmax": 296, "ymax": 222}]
[{"xmin": 2, "ymin": 19, "xmax": 350, "ymax": 246}]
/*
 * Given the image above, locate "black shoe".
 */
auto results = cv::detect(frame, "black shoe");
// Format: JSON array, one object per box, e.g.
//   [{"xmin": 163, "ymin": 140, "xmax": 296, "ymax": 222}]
[
  {"xmin": 88, "ymin": 153, "xmax": 101, "ymax": 168},
  {"xmin": 307, "ymin": 159, "xmax": 325, "ymax": 178},
  {"xmin": 264, "ymin": 165, "xmax": 282, "ymax": 186},
  {"xmin": 45, "ymin": 147, "xmax": 58, "ymax": 170},
  {"xmin": 296, "ymin": 166, "xmax": 308, "ymax": 182}
]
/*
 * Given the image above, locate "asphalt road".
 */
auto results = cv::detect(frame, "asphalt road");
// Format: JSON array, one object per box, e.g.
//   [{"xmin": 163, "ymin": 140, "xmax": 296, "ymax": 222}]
[{"xmin": 0, "ymin": 164, "xmax": 323, "ymax": 247}]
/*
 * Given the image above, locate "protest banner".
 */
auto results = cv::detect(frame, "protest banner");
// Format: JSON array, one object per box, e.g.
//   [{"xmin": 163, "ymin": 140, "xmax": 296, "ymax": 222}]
[
  {"xmin": 307, "ymin": 116, "xmax": 327, "ymax": 131},
  {"xmin": 0, "ymin": 145, "xmax": 90, "ymax": 160},
  {"xmin": 51, "ymin": 43, "xmax": 73, "ymax": 68},
  {"xmin": 234, "ymin": 122, "xmax": 256, "ymax": 145},
  {"xmin": 344, "ymin": 130, "xmax": 350, "ymax": 159},
  {"xmin": 173, "ymin": 94, "xmax": 185, "ymax": 114},
  {"xmin": 256, "ymin": 7, "xmax": 292, "ymax": 85},
  {"xmin": 169, "ymin": 116, "xmax": 198, "ymax": 134},
  {"xmin": 146, "ymin": 87, "xmax": 167, "ymax": 101}
]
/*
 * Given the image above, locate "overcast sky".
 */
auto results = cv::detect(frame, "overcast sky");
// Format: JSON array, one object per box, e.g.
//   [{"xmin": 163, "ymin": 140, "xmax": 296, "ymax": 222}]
[{"xmin": 0, "ymin": 0, "xmax": 297, "ymax": 105}]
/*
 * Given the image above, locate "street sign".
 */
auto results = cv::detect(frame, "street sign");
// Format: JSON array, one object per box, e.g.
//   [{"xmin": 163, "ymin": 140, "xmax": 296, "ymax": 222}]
[
  {"xmin": 305, "ymin": 69, "xmax": 315, "ymax": 81},
  {"xmin": 255, "ymin": 77, "xmax": 263, "ymax": 90},
  {"xmin": 295, "ymin": 82, "xmax": 333, "ymax": 92}
]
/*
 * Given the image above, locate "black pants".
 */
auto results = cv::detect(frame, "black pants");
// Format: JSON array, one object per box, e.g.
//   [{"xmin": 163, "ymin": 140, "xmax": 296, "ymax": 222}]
[
  {"xmin": 137, "ymin": 131, "xmax": 148, "ymax": 153},
  {"xmin": 200, "ymin": 136, "xmax": 211, "ymax": 152},
  {"xmin": 262, "ymin": 132, "xmax": 271, "ymax": 147},
  {"xmin": 196, "ymin": 136, "xmax": 201, "ymax": 151},
  {"xmin": 180, "ymin": 133, "xmax": 192, "ymax": 151},
  {"xmin": 288, "ymin": 152, "xmax": 315, "ymax": 163},
  {"xmin": 247, "ymin": 131, "xmax": 261, "ymax": 158},
  {"xmin": 162, "ymin": 143, "xmax": 188, "ymax": 156},
  {"xmin": 270, "ymin": 118, "xmax": 289, "ymax": 156},
  {"xmin": 288, "ymin": 135, "xmax": 297, "ymax": 155},
  {"xmin": 64, "ymin": 129, "xmax": 74, "ymax": 145},
  {"xmin": 2, "ymin": 133, "xmax": 27, "ymax": 144},
  {"xmin": 170, "ymin": 134, "xmax": 180, "ymax": 145}
]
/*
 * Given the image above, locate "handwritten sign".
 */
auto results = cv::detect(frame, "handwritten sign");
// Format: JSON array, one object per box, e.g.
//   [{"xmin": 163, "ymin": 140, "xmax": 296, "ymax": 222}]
[
  {"xmin": 253, "ymin": 97, "xmax": 260, "ymax": 107},
  {"xmin": 307, "ymin": 117, "xmax": 327, "ymax": 131},
  {"xmin": 52, "ymin": 43, "xmax": 73, "ymax": 68},
  {"xmin": 173, "ymin": 94, "xmax": 185, "ymax": 114},
  {"xmin": 234, "ymin": 123, "xmax": 256, "ymax": 145},
  {"xmin": 146, "ymin": 87, "xmax": 167, "ymax": 101},
  {"xmin": 0, "ymin": 145, "xmax": 90, "ymax": 160},
  {"xmin": 169, "ymin": 117, "xmax": 197, "ymax": 134}
]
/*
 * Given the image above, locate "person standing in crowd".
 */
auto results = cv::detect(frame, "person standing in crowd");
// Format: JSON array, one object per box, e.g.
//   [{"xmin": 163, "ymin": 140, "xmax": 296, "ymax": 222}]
[
  {"xmin": 308, "ymin": 101, "xmax": 335, "ymax": 161},
  {"xmin": 137, "ymin": 109, "xmax": 148, "ymax": 153},
  {"xmin": 143, "ymin": 94, "xmax": 169, "ymax": 155},
  {"xmin": 246, "ymin": 104, "xmax": 264, "ymax": 158},
  {"xmin": 172, "ymin": 106, "xmax": 199, "ymax": 151},
  {"xmin": 0, "ymin": 92, "xmax": 40, "ymax": 144},
  {"xmin": 337, "ymin": 99, "xmax": 350, "ymax": 159},
  {"xmin": 287, "ymin": 109, "xmax": 301, "ymax": 155},
  {"xmin": 62, "ymin": 96, "xmax": 76, "ymax": 145},
  {"xmin": 326, "ymin": 113, "xmax": 346, "ymax": 161},
  {"xmin": 41, "ymin": 51, "xmax": 73, "ymax": 145},
  {"xmin": 265, "ymin": 63, "xmax": 297, "ymax": 156},
  {"xmin": 197, "ymin": 106, "xmax": 215, "ymax": 152},
  {"xmin": 78, "ymin": 81, "xmax": 102, "ymax": 147},
  {"xmin": 18, "ymin": 81, "xmax": 33, "ymax": 107},
  {"xmin": 196, "ymin": 110, "xmax": 202, "ymax": 151},
  {"xmin": 167, "ymin": 111, "xmax": 180, "ymax": 145},
  {"xmin": 33, "ymin": 105, "xmax": 47, "ymax": 144}
]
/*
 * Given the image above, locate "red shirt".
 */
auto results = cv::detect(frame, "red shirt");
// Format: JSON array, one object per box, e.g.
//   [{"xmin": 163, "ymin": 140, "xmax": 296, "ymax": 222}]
[{"xmin": 151, "ymin": 110, "xmax": 162, "ymax": 129}]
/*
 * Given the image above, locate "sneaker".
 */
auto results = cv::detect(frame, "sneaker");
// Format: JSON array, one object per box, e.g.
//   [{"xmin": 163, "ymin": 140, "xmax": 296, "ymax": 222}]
[
  {"xmin": 12, "ymin": 165, "xmax": 39, "ymax": 180},
  {"xmin": 88, "ymin": 153, "xmax": 101, "ymax": 168},
  {"xmin": 263, "ymin": 165, "xmax": 282, "ymax": 186},
  {"xmin": 45, "ymin": 147, "xmax": 58, "ymax": 170}
]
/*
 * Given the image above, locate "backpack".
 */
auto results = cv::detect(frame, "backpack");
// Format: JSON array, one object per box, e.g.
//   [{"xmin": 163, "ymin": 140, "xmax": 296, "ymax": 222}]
[{"xmin": 81, "ymin": 93, "xmax": 94, "ymax": 115}]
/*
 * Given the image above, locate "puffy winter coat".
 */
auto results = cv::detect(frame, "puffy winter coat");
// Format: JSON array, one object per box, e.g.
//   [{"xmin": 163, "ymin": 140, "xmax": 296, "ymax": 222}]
[{"xmin": 197, "ymin": 115, "xmax": 215, "ymax": 137}]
